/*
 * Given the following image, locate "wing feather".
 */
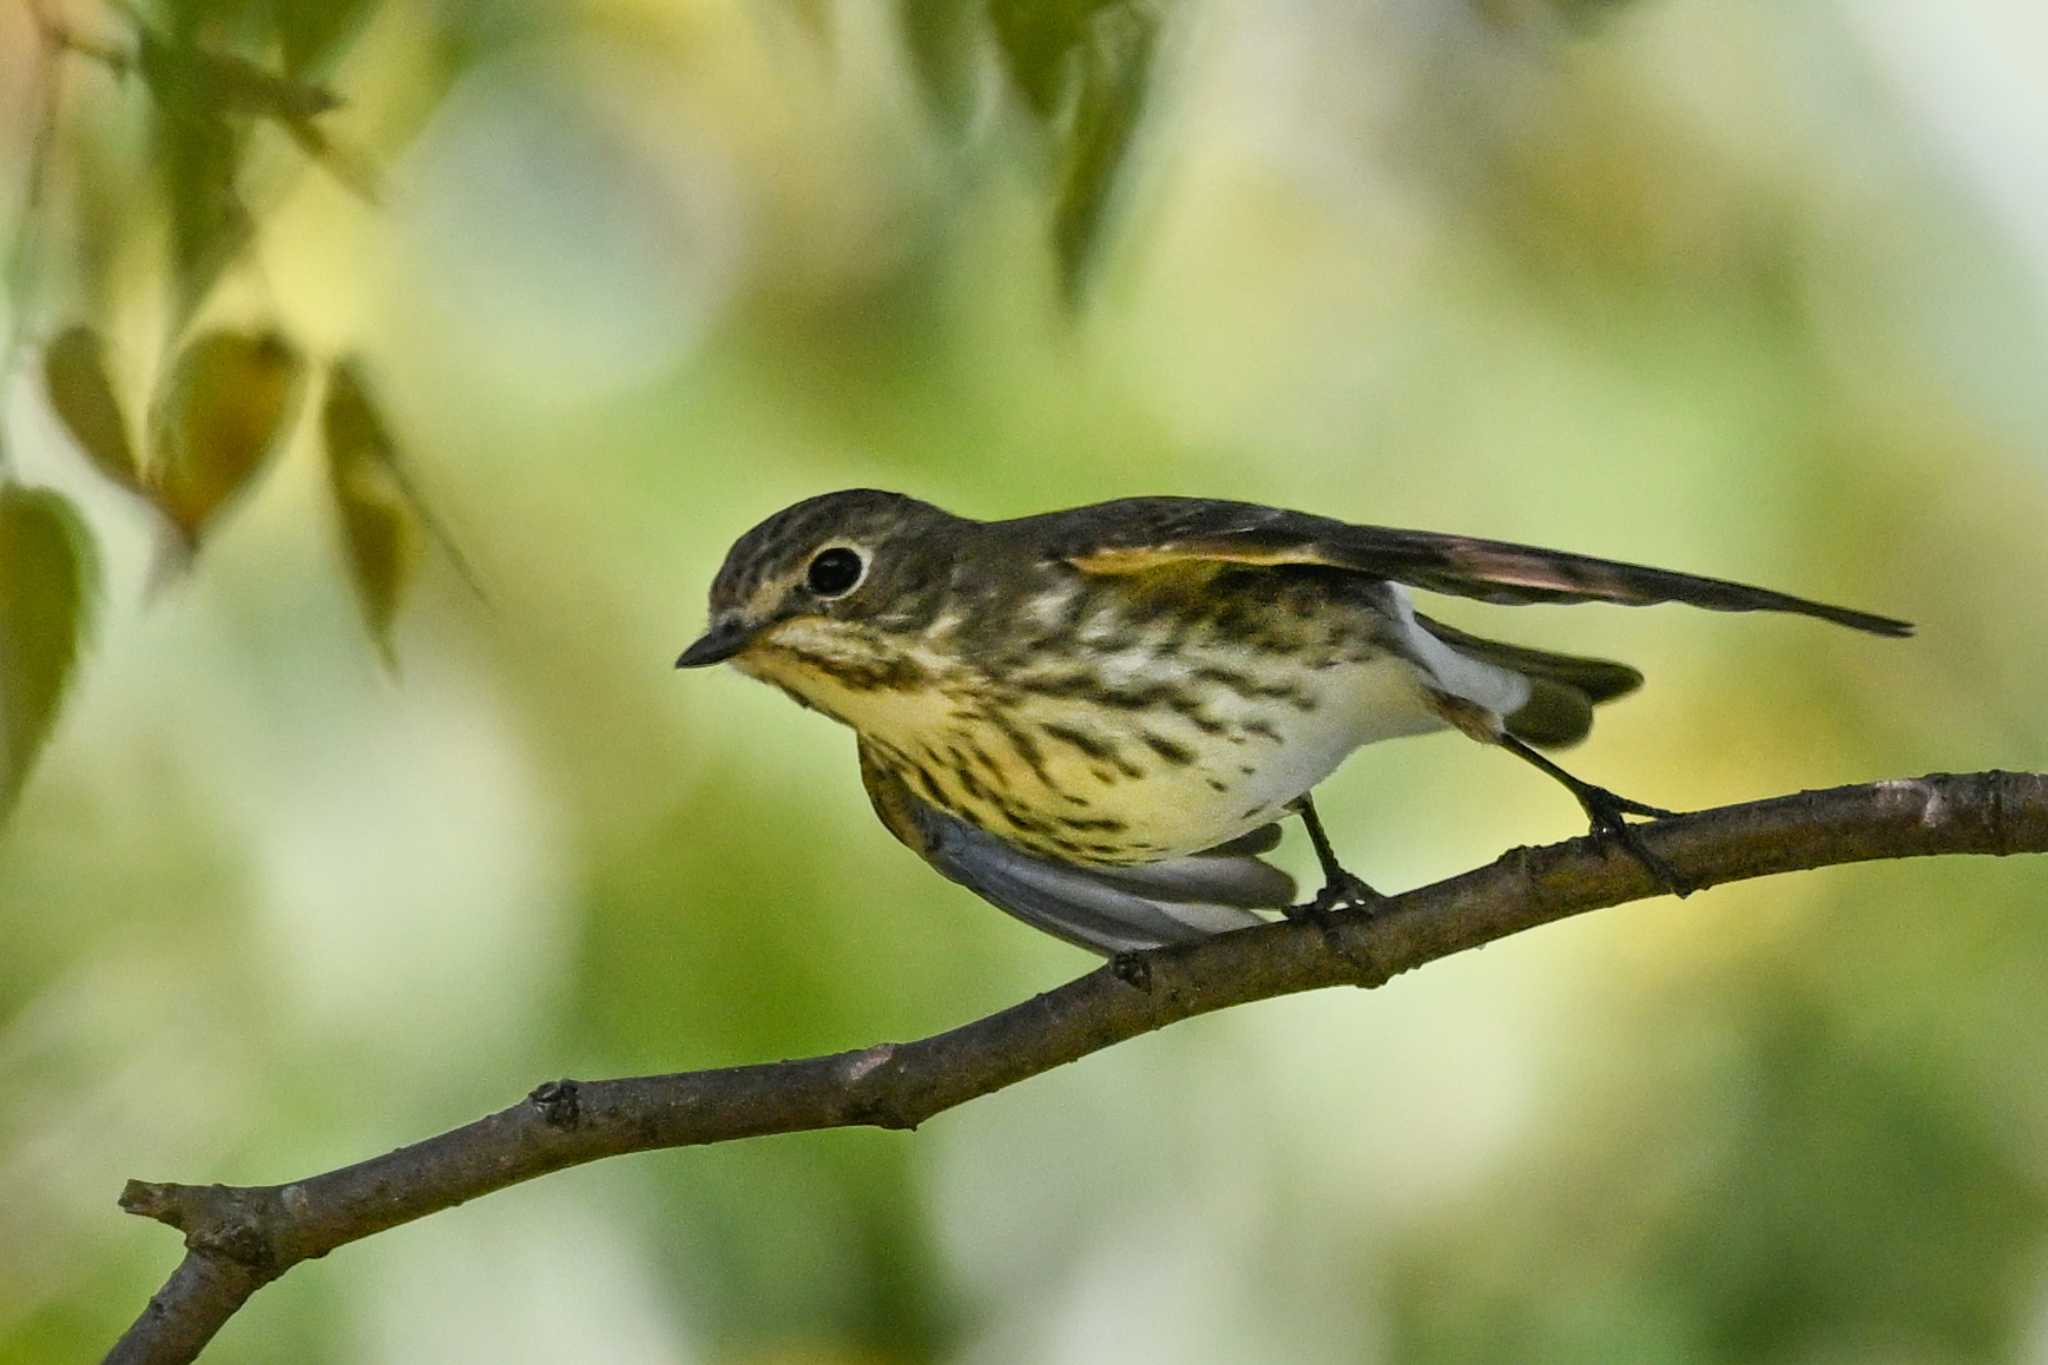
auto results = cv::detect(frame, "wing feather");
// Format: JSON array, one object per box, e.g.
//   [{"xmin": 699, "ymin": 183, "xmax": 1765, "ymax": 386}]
[
  {"xmin": 859, "ymin": 742, "xmax": 1286, "ymax": 954},
  {"xmin": 1039, "ymin": 497, "xmax": 1911, "ymax": 636}
]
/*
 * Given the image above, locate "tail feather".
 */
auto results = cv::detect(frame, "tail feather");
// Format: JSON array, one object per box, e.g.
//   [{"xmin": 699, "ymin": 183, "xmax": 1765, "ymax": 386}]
[{"xmin": 1414, "ymin": 613, "xmax": 1643, "ymax": 749}]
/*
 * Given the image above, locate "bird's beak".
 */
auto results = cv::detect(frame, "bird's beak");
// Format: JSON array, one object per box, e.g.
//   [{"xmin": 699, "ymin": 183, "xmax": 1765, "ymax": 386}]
[{"xmin": 676, "ymin": 617, "xmax": 752, "ymax": 669}]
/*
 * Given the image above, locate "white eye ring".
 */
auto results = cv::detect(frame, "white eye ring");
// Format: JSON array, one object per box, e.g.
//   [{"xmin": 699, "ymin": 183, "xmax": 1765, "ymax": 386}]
[{"xmin": 805, "ymin": 545, "xmax": 867, "ymax": 598}]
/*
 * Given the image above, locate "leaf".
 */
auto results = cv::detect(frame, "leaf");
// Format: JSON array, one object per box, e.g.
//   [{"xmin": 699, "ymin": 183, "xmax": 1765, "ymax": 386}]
[
  {"xmin": 898, "ymin": 0, "xmax": 981, "ymax": 127},
  {"xmin": 0, "ymin": 485, "xmax": 100, "ymax": 820},
  {"xmin": 266, "ymin": 0, "xmax": 379, "ymax": 78},
  {"xmin": 1048, "ymin": 4, "xmax": 1158, "ymax": 303},
  {"xmin": 146, "ymin": 34, "xmax": 379, "ymax": 201},
  {"xmin": 43, "ymin": 326, "xmax": 141, "ymax": 492},
  {"xmin": 130, "ymin": 14, "xmax": 363, "ymax": 314},
  {"xmin": 987, "ymin": 0, "xmax": 1161, "ymax": 303},
  {"xmin": 989, "ymin": 0, "xmax": 1121, "ymax": 119},
  {"xmin": 148, "ymin": 106, "xmax": 252, "ymax": 330},
  {"xmin": 276, "ymin": 111, "xmax": 382, "ymax": 204},
  {"xmin": 147, "ymin": 328, "xmax": 306, "ymax": 543},
  {"xmin": 322, "ymin": 360, "xmax": 422, "ymax": 665},
  {"xmin": 136, "ymin": 25, "xmax": 344, "ymax": 122}
]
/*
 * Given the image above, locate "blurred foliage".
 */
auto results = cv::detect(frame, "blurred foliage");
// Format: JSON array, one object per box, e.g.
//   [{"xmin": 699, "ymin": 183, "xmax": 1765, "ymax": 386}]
[
  {"xmin": 0, "ymin": 485, "xmax": 96, "ymax": 818},
  {"xmin": 42, "ymin": 325, "xmax": 139, "ymax": 492},
  {"xmin": 1, "ymin": 0, "xmax": 2046, "ymax": 1362},
  {"xmin": 0, "ymin": 0, "xmax": 412, "ymax": 791},
  {"xmin": 3, "ymin": 0, "xmax": 1183, "ymax": 806},
  {"xmin": 321, "ymin": 358, "xmax": 426, "ymax": 665},
  {"xmin": 147, "ymin": 327, "xmax": 306, "ymax": 541},
  {"xmin": 905, "ymin": 0, "xmax": 1168, "ymax": 297}
]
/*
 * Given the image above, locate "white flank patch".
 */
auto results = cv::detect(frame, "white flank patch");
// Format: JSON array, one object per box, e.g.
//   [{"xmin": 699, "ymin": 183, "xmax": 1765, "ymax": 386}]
[{"xmin": 1385, "ymin": 587, "xmax": 1532, "ymax": 718}]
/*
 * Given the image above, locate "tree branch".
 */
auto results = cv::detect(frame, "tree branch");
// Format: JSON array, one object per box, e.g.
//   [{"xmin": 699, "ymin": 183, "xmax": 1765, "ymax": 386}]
[{"xmin": 104, "ymin": 770, "xmax": 2048, "ymax": 1364}]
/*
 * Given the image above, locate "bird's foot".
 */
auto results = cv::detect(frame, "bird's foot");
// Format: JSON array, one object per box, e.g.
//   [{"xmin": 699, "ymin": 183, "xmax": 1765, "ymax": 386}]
[
  {"xmin": 1287, "ymin": 869, "xmax": 1388, "ymax": 923},
  {"xmin": 1285, "ymin": 870, "xmax": 1389, "ymax": 985},
  {"xmin": 1575, "ymin": 783, "xmax": 1693, "ymax": 898},
  {"xmin": 1287, "ymin": 793, "xmax": 1387, "ymax": 922}
]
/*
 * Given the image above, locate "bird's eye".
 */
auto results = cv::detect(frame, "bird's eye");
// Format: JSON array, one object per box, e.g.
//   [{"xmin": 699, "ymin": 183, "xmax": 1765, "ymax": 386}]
[{"xmin": 805, "ymin": 547, "xmax": 865, "ymax": 598}]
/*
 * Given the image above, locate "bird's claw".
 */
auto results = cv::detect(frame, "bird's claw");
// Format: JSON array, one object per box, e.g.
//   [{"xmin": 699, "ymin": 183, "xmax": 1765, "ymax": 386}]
[
  {"xmin": 1596, "ymin": 791, "xmax": 1681, "ymax": 821},
  {"xmin": 1288, "ymin": 870, "xmax": 1387, "ymax": 922},
  {"xmin": 1577, "ymin": 785, "xmax": 1694, "ymax": 898}
]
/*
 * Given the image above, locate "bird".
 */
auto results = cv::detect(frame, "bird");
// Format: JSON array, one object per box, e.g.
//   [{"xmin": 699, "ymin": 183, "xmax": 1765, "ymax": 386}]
[{"xmin": 676, "ymin": 490, "xmax": 1910, "ymax": 956}]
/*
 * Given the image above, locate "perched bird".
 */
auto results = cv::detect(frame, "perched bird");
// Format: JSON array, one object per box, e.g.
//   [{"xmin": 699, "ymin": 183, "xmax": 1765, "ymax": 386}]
[{"xmin": 678, "ymin": 491, "xmax": 1910, "ymax": 955}]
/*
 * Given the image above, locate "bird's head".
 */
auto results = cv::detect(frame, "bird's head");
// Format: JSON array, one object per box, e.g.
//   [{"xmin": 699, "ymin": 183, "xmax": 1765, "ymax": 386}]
[{"xmin": 677, "ymin": 490, "xmax": 964, "ymax": 690}]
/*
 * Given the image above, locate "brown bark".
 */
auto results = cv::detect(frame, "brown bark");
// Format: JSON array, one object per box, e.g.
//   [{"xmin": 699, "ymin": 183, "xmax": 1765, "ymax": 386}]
[{"xmin": 104, "ymin": 771, "xmax": 2048, "ymax": 1364}]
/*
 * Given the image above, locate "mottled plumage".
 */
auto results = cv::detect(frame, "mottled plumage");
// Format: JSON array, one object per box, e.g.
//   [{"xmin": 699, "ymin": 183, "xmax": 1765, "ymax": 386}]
[{"xmin": 679, "ymin": 491, "xmax": 1909, "ymax": 954}]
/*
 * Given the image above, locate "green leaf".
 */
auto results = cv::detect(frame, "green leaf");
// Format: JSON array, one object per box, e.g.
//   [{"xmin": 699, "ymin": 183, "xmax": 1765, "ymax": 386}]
[
  {"xmin": 1048, "ymin": 4, "xmax": 1158, "ymax": 303},
  {"xmin": 147, "ymin": 328, "xmax": 306, "ymax": 543},
  {"xmin": 147, "ymin": 105, "xmax": 252, "ymax": 330},
  {"xmin": 322, "ymin": 360, "xmax": 422, "ymax": 666},
  {"xmin": 136, "ymin": 25, "xmax": 343, "ymax": 122},
  {"xmin": 131, "ymin": 15, "xmax": 364, "ymax": 314},
  {"xmin": 986, "ymin": 1, "xmax": 1161, "ymax": 302},
  {"xmin": 44, "ymin": 326, "xmax": 141, "ymax": 492},
  {"xmin": 0, "ymin": 485, "xmax": 99, "ymax": 820},
  {"xmin": 898, "ymin": 0, "xmax": 981, "ymax": 126},
  {"xmin": 989, "ymin": 0, "xmax": 1123, "ymax": 118},
  {"xmin": 266, "ymin": 0, "xmax": 379, "ymax": 78}
]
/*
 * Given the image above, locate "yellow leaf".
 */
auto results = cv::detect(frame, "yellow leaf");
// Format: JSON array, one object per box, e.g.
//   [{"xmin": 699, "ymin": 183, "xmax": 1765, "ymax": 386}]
[
  {"xmin": 44, "ymin": 326, "xmax": 141, "ymax": 492},
  {"xmin": 322, "ymin": 361, "xmax": 422, "ymax": 665},
  {"xmin": 0, "ymin": 485, "xmax": 99, "ymax": 819},
  {"xmin": 147, "ymin": 329, "xmax": 306, "ymax": 543}
]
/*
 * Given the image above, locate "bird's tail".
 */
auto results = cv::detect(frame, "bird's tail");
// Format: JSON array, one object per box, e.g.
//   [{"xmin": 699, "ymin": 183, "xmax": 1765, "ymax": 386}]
[{"xmin": 1413, "ymin": 613, "xmax": 1642, "ymax": 750}]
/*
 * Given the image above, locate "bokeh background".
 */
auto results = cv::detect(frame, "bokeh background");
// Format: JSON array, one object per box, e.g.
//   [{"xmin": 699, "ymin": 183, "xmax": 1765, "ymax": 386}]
[{"xmin": 4, "ymin": 0, "xmax": 2048, "ymax": 1360}]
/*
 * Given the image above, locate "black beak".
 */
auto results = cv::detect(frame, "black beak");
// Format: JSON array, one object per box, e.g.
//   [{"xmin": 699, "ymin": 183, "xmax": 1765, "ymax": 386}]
[{"xmin": 676, "ymin": 617, "xmax": 751, "ymax": 669}]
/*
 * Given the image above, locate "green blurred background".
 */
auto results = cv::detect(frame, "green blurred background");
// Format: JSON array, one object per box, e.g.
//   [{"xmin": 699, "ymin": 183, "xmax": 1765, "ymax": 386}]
[{"xmin": 4, "ymin": 0, "xmax": 2048, "ymax": 1360}]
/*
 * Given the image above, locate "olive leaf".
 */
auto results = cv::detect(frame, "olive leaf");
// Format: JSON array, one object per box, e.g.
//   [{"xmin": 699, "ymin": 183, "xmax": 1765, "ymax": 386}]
[
  {"xmin": 0, "ymin": 484, "xmax": 100, "ymax": 820},
  {"xmin": 266, "ymin": 0, "xmax": 381, "ymax": 79},
  {"xmin": 898, "ymin": 0, "xmax": 982, "ymax": 128},
  {"xmin": 134, "ymin": 20, "xmax": 344, "ymax": 122},
  {"xmin": 44, "ymin": 326, "xmax": 142, "ymax": 493},
  {"xmin": 139, "ymin": 26, "xmax": 379, "ymax": 201},
  {"xmin": 321, "ymin": 360, "xmax": 422, "ymax": 666},
  {"xmin": 148, "ymin": 107, "xmax": 253, "ymax": 331},
  {"xmin": 125, "ymin": 10, "xmax": 371, "ymax": 318},
  {"xmin": 1048, "ymin": 5, "xmax": 1157, "ymax": 303},
  {"xmin": 146, "ymin": 328, "xmax": 306, "ymax": 544},
  {"xmin": 989, "ymin": 0, "xmax": 1117, "ymax": 118},
  {"xmin": 988, "ymin": 0, "xmax": 1162, "ymax": 303}
]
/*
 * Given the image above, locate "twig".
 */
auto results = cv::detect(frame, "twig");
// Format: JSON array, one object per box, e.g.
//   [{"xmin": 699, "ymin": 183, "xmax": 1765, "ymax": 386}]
[{"xmin": 103, "ymin": 770, "xmax": 2048, "ymax": 1365}]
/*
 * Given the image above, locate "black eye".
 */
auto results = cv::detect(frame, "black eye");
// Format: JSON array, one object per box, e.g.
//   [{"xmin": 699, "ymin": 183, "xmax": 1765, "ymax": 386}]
[{"xmin": 806, "ymin": 547, "xmax": 865, "ymax": 597}]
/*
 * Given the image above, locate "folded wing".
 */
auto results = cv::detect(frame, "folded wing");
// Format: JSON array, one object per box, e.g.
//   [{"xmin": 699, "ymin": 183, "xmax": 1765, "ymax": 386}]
[
  {"xmin": 1040, "ymin": 498, "xmax": 1911, "ymax": 636},
  {"xmin": 859, "ymin": 742, "xmax": 1292, "ymax": 954}
]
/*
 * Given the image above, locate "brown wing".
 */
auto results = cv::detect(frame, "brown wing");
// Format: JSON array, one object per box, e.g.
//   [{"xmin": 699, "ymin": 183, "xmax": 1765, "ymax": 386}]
[{"xmin": 1038, "ymin": 497, "xmax": 1912, "ymax": 637}]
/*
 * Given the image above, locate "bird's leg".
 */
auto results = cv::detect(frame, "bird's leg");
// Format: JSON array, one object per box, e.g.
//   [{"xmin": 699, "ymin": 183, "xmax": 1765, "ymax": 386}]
[
  {"xmin": 1287, "ymin": 793, "xmax": 1387, "ymax": 918},
  {"xmin": 1497, "ymin": 735, "xmax": 1694, "ymax": 897}
]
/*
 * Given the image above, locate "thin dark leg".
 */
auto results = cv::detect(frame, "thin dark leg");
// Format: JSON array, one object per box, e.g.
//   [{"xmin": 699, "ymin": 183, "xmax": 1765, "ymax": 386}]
[
  {"xmin": 1498, "ymin": 735, "xmax": 1693, "ymax": 897},
  {"xmin": 1287, "ymin": 793, "xmax": 1386, "ymax": 916}
]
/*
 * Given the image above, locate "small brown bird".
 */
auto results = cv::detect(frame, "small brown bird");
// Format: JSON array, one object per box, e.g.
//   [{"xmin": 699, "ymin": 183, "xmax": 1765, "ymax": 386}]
[{"xmin": 678, "ymin": 492, "xmax": 1910, "ymax": 954}]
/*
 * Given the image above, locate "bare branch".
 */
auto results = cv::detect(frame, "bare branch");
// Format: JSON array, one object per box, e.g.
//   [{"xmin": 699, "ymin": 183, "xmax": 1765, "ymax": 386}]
[{"xmin": 104, "ymin": 770, "xmax": 2048, "ymax": 1364}]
